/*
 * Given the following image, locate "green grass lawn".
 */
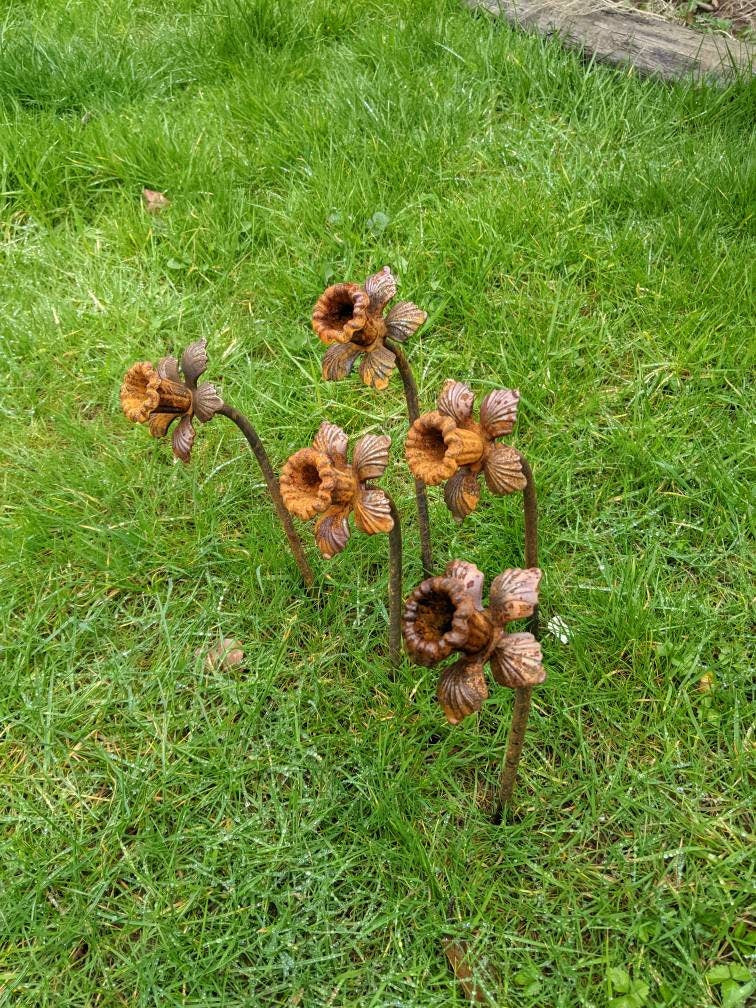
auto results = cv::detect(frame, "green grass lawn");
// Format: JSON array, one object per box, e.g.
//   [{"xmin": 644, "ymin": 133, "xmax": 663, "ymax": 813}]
[{"xmin": 1, "ymin": 1, "xmax": 754, "ymax": 1004}]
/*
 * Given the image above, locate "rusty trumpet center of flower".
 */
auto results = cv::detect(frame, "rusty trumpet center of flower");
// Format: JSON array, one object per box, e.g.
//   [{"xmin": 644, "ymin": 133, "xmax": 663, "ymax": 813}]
[
  {"xmin": 415, "ymin": 591, "xmax": 457, "ymax": 642},
  {"xmin": 299, "ymin": 462, "xmax": 322, "ymax": 492},
  {"xmin": 325, "ymin": 287, "xmax": 356, "ymax": 327},
  {"xmin": 405, "ymin": 412, "xmax": 460, "ymax": 485},
  {"xmin": 312, "ymin": 283, "xmax": 369, "ymax": 345},
  {"xmin": 403, "ymin": 576, "xmax": 478, "ymax": 666},
  {"xmin": 120, "ymin": 362, "xmax": 192, "ymax": 424},
  {"xmin": 452, "ymin": 421, "xmax": 488, "ymax": 473},
  {"xmin": 423, "ymin": 425, "xmax": 448, "ymax": 464},
  {"xmin": 280, "ymin": 448, "xmax": 339, "ymax": 521},
  {"xmin": 351, "ymin": 312, "xmax": 387, "ymax": 349}
]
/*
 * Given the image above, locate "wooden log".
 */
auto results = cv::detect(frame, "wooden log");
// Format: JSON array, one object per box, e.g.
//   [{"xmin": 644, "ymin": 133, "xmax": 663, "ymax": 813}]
[{"xmin": 467, "ymin": 0, "xmax": 755, "ymax": 80}]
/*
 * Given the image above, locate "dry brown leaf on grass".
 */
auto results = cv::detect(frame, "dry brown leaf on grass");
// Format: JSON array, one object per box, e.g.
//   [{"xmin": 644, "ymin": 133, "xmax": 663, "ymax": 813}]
[
  {"xmin": 198, "ymin": 638, "xmax": 245, "ymax": 672},
  {"xmin": 442, "ymin": 938, "xmax": 498, "ymax": 1005},
  {"xmin": 142, "ymin": 188, "xmax": 170, "ymax": 212}
]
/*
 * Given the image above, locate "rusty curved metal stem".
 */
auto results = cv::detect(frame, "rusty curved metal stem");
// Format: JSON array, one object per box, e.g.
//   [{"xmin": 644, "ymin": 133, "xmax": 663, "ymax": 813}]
[
  {"xmin": 495, "ymin": 453, "xmax": 539, "ymax": 820},
  {"xmin": 218, "ymin": 404, "xmax": 315, "ymax": 589},
  {"xmin": 495, "ymin": 686, "xmax": 533, "ymax": 816},
  {"xmin": 386, "ymin": 339, "xmax": 433, "ymax": 577},
  {"xmin": 386, "ymin": 493, "xmax": 403, "ymax": 668}
]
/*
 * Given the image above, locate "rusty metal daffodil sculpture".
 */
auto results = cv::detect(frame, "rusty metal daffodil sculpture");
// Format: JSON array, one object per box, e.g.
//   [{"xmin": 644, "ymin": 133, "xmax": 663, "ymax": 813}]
[
  {"xmin": 314, "ymin": 266, "xmax": 426, "ymax": 391},
  {"xmin": 120, "ymin": 342, "xmax": 223, "ymax": 463},
  {"xmin": 120, "ymin": 339, "xmax": 315, "ymax": 588},
  {"xmin": 405, "ymin": 379, "xmax": 527, "ymax": 520},
  {"xmin": 118, "ymin": 268, "xmax": 550, "ymax": 817},
  {"xmin": 403, "ymin": 378, "xmax": 542, "ymax": 814},
  {"xmin": 313, "ymin": 266, "xmax": 433, "ymax": 577},
  {"xmin": 403, "ymin": 560, "xmax": 543, "ymax": 814},
  {"xmin": 280, "ymin": 422, "xmax": 402, "ymax": 665}
]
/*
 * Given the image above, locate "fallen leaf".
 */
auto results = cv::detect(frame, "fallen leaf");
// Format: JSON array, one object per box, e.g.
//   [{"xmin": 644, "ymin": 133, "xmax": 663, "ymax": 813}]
[
  {"xmin": 198, "ymin": 638, "xmax": 244, "ymax": 672},
  {"xmin": 442, "ymin": 939, "xmax": 496, "ymax": 1005},
  {"xmin": 698, "ymin": 672, "xmax": 714, "ymax": 692},
  {"xmin": 142, "ymin": 188, "xmax": 170, "ymax": 213}
]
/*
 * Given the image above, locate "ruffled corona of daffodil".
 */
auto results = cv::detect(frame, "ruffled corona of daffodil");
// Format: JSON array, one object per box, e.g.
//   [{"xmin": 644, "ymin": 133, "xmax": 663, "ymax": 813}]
[
  {"xmin": 279, "ymin": 421, "xmax": 394, "ymax": 558},
  {"xmin": 312, "ymin": 266, "xmax": 426, "ymax": 391},
  {"xmin": 119, "ymin": 339, "xmax": 223, "ymax": 463},
  {"xmin": 404, "ymin": 379, "xmax": 527, "ymax": 520},
  {"xmin": 402, "ymin": 560, "xmax": 544, "ymax": 725}
]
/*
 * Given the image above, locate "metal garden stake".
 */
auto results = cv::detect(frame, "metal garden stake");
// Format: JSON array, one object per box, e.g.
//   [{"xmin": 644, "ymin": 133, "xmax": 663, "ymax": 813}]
[
  {"xmin": 279, "ymin": 421, "xmax": 403, "ymax": 666},
  {"xmin": 404, "ymin": 379, "xmax": 541, "ymax": 813},
  {"xmin": 119, "ymin": 338, "xmax": 315, "ymax": 588},
  {"xmin": 312, "ymin": 266, "xmax": 433, "ymax": 576}
]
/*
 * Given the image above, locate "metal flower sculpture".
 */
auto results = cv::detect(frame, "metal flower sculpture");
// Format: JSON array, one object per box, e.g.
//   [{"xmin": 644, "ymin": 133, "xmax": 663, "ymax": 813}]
[
  {"xmin": 313, "ymin": 266, "xmax": 426, "ymax": 392},
  {"xmin": 313, "ymin": 266, "xmax": 433, "ymax": 577},
  {"xmin": 405, "ymin": 379, "xmax": 527, "ymax": 521},
  {"xmin": 403, "ymin": 559, "xmax": 544, "ymax": 814},
  {"xmin": 280, "ymin": 421, "xmax": 403, "ymax": 663},
  {"xmin": 280, "ymin": 421, "xmax": 394, "ymax": 556},
  {"xmin": 120, "ymin": 339, "xmax": 314, "ymax": 587},
  {"xmin": 120, "ymin": 341, "xmax": 223, "ymax": 463},
  {"xmin": 403, "ymin": 560, "xmax": 543, "ymax": 723}
]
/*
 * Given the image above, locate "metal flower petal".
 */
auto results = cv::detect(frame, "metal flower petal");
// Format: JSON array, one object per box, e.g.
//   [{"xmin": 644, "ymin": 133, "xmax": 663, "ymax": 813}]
[
  {"xmin": 353, "ymin": 434, "xmax": 391, "ymax": 481},
  {"xmin": 172, "ymin": 415, "xmax": 196, "ymax": 463},
  {"xmin": 444, "ymin": 560, "xmax": 485, "ymax": 610},
  {"xmin": 437, "ymin": 659, "xmax": 489, "ymax": 725},
  {"xmin": 489, "ymin": 568, "xmax": 541, "ymax": 623},
  {"xmin": 384, "ymin": 301, "xmax": 426, "ymax": 342},
  {"xmin": 489, "ymin": 632, "xmax": 544, "ymax": 688},
  {"xmin": 438, "ymin": 380, "xmax": 474, "ymax": 424},
  {"xmin": 443, "ymin": 467, "xmax": 481, "ymax": 521},
  {"xmin": 148, "ymin": 413, "xmax": 176, "ymax": 438},
  {"xmin": 479, "ymin": 388, "xmax": 520, "ymax": 438},
  {"xmin": 322, "ymin": 341, "xmax": 361, "ymax": 382},
  {"xmin": 193, "ymin": 382, "xmax": 224, "ymax": 423},
  {"xmin": 364, "ymin": 265, "xmax": 397, "ymax": 311},
  {"xmin": 314, "ymin": 504, "xmax": 351, "ymax": 559},
  {"xmin": 313, "ymin": 421, "xmax": 348, "ymax": 467},
  {"xmin": 359, "ymin": 344, "xmax": 396, "ymax": 391},
  {"xmin": 354, "ymin": 488, "xmax": 394, "ymax": 535},
  {"xmin": 180, "ymin": 338, "xmax": 209, "ymax": 387},
  {"xmin": 483, "ymin": 443, "xmax": 526, "ymax": 495},
  {"xmin": 157, "ymin": 355, "xmax": 180, "ymax": 382}
]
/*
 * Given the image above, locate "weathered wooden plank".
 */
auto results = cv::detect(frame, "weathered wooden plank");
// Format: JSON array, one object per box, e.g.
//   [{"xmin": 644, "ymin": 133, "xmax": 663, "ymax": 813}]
[{"xmin": 467, "ymin": 0, "xmax": 755, "ymax": 80}]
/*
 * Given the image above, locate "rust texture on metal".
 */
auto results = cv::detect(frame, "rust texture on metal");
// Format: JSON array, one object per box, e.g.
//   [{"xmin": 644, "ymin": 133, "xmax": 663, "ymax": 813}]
[
  {"xmin": 313, "ymin": 265, "xmax": 427, "ymax": 391},
  {"xmin": 280, "ymin": 422, "xmax": 395, "ymax": 557},
  {"xmin": 120, "ymin": 339, "xmax": 223, "ymax": 463},
  {"xmin": 313, "ymin": 267, "xmax": 433, "ymax": 574},
  {"xmin": 402, "ymin": 559, "xmax": 544, "ymax": 725},
  {"xmin": 386, "ymin": 340, "xmax": 433, "ymax": 576},
  {"xmin": 493, "ymin": 453, "xmax": 540, "ymax": 817},
  {"xmin": 120, "ymin": 340, "xmax": 315, "ymax": 587},
  {"xmin": 280, "ymin": 421, "xmax": 402, "ymax": 664},
  {"xmin": 497, "ymin": 685, "xmax": 534, "ymax": 812},
  {"xmin": 405, "ymin": 379, "xmax": 527, "ymax": 521},
  {"xmin": 386, "ymin": 493, "xmax": 403, "ymax": 667}
]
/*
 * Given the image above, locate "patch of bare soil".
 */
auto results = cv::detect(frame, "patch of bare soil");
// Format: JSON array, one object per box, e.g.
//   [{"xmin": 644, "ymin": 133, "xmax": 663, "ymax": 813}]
[{"xmin": 616, "ymin": 0, "xmax": 755, "ymax": 37}]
